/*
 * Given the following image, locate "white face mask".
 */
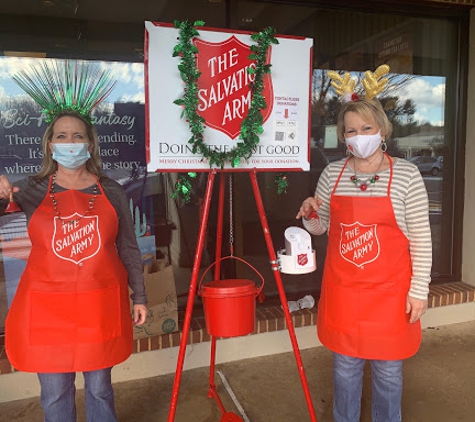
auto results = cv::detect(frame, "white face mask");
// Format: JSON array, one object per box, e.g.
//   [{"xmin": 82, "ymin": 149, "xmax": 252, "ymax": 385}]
[
  {"xmin": 52, "ymin": 143, "xmax": 91, "ymax": 169},
  {"xmin": 345, "ymin": 131, "xmax": 382, "ymax": 159}
]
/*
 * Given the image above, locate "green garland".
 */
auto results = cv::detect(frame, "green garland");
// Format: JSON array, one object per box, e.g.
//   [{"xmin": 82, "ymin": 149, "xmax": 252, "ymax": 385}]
[
  {"xmin": 274, "ymin": 173, "xmax": 289, "ymax": 194},
  {"xmin": 171, "ymin": 172, "xmax": 197, "ymax": 203},
  {"xmin": 172, "ymin": 21, "xmax": 283, "ymax": 201},
  {"xmin": 173, "ymin": 20, "xmax": 278, "ymax": 169}
]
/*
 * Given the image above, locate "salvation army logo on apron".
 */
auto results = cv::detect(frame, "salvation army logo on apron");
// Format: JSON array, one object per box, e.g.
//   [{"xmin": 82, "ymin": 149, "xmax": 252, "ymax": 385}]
[
  {"xmin": 339, "ymin": 221, "xmax": 380, "ymax": 268},
  {"xmin": 194, "ymin": 35, "xmax": 273, "ymax": 139},
  {"xmin": 52, "ymin": 215, "xmax": 101, "ymax": 265}
]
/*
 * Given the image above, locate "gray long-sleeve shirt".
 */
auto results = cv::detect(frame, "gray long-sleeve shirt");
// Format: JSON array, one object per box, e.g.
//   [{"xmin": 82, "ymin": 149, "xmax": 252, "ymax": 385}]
[
  {"xmin": 303, "ymin": 157, "xmax": 432, "ymax": 301},
  {"xmin": 4, "ymin": 175, "xmax": 147, "ymax": 305}
]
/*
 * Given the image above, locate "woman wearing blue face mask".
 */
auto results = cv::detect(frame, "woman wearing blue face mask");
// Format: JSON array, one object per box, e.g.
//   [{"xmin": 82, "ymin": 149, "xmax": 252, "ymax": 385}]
[
  {"xmin": 0, "ymin": 107, "xmax": 148, "ymax": 422},
  {"xmin": 296, "ymin": 96, "xmax": 432, "ymax": 422}
]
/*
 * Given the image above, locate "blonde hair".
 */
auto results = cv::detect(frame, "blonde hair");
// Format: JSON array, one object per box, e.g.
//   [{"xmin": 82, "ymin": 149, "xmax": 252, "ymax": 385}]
[
  {"xmin": 336, "ymin": 98, "xmax": 392, "ymax": 142},
  {"xmin": 35, "ymin": 110, "xmax": 103, "ymax": 179}
]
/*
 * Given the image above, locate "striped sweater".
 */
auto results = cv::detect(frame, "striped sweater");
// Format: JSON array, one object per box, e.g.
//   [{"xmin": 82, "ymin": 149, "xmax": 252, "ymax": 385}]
[{"xmin": 303, "ymin": 157, "xmax": 432, "ymax": 301}]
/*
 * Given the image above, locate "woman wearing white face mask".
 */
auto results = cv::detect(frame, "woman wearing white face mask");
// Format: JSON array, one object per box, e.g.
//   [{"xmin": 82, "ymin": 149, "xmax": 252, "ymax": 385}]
[
  {"xmin": 296, "ymin": 96, "xmax": 432, "ymax": 422},
  {"xmin": 0, "ymin": 62, "xmax": 148, "ymax": 422}
]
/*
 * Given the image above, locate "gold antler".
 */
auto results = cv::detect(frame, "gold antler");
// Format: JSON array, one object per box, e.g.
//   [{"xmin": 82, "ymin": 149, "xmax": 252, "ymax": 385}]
[
  {"xmin": 327, "ymin": 70, "xmax": 356, "ymax": 97},
  {"xmin": 362, "ymin": 65, "xmax": 390, "ymax": 100}
]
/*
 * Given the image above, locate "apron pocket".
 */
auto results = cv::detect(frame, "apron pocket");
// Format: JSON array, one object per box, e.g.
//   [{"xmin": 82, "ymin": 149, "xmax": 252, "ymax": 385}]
[
  {"xmin": 356, "ymin": 287, "xmax": 406, "ymax": 336},
  {"xmin": 326, "ymin": 285, "xmax": 406, "ymax": 336},
  {"xmin": 326, "ymin": 284, "xmax": 359, "ymax": 334},
  {"xmin": 29, "ymin": 286, "xmax": 121, "ymax": 346}
]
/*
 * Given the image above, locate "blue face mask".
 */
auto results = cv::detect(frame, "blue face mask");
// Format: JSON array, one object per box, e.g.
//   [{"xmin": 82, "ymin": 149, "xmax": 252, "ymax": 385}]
[{"xmin": 52, "ymin": 143, "xmax": 91, "ymax": 169}]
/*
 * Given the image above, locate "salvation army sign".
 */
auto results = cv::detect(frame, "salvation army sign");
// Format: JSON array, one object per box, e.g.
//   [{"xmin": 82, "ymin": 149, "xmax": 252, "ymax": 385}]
[
  {"xmin": 194, "ymin": 36, "xmax": 273, "ymax": 140},
  {"xmin": 145, "ymin": 21, "xmax": 313, "ymax": 172}
]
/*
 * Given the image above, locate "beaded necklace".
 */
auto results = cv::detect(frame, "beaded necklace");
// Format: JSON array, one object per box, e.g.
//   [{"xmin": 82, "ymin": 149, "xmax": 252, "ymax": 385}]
[
  {"xmin": 50, "ymin": 172, "xmax": 98, "ymax": 226},
  {"xmin": 350, "ymin": 154, "xmax": 384, "ymax": 191}
]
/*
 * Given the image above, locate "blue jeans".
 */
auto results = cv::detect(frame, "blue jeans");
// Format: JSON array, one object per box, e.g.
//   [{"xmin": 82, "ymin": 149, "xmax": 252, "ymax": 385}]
[
  {"xmin": 37, "ymin": 367, "xmax": 117, "ymax": 422},
  {"xmin": 333, "ymin": 352, "xmax": 403, "ymax": 422}
]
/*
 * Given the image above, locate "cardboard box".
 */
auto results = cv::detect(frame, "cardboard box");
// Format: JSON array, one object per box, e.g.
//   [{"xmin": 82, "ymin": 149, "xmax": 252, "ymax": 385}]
[{"xmin": 130, "ymin": 259, "xmax": 179, "ymax": 340}]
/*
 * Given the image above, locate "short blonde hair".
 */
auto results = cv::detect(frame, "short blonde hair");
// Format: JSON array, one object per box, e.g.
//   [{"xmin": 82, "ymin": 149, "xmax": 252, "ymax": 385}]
[
  {"xmin": 336, "ymin": 98, "xmax": 392, "ymax": 142},
  {"xmin": 35, "ymin": 110, "xmax": 103, "ymax": 179}
]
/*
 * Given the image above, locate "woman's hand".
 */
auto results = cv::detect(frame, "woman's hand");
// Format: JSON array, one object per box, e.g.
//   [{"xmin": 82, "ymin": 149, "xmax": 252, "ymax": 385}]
[
  {"xmin": 296, "ymin": 196, "xmax": 323, "ymax": 220},
  {"xmin": 0, "ymin": 175, "xmax": 18, "ymax": 199},
  {"xmin": 406, "ymin": 296, "xmax": 427, "ymax": 323},
  {"xmin": 133, "ymin": 304, "xmax": 148, "ymax": 326}
]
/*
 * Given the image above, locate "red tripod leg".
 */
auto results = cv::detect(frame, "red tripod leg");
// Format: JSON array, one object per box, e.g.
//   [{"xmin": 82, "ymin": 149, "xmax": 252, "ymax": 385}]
[{"xmin": 167, "ymin": 170, "xmax": 217, "ymax": 422}]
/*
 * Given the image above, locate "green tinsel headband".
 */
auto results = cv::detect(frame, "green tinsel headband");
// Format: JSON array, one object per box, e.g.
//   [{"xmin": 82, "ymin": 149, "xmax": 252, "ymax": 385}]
[{"xmin": 12, "ymin": 60, "xmax": 116, "ymax": 124}]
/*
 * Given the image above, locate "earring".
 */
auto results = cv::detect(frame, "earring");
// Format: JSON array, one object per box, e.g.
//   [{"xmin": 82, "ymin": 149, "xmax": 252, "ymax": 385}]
[{"xmin": 381, "ymin": 140, "xmax": 387, "ymax": 152}]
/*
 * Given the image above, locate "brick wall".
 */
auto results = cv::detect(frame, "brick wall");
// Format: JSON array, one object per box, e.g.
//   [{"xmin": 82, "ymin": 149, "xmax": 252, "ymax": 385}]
[{"xmin": 1, "ymin": 282, "xmax": 474, "ymax": 375}]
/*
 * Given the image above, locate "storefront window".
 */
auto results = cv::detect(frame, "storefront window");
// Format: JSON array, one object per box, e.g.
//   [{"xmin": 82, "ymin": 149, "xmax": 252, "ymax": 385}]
[
  {"xmin": 0, "ymin": 2, "xmax": 467, "ymax": 327},
  {"xmin": 232, "ymin": 2, "xmax": 463, "ymax": 299}
]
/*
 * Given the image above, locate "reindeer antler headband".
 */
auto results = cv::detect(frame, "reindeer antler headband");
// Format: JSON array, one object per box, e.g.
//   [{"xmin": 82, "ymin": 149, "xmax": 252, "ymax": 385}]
[{"xmin": 328, "ymin": 64, "xmax": 390, "ymax": 102}]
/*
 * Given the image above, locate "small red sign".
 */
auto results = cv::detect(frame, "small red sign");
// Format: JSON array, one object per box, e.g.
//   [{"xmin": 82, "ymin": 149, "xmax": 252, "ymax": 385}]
[
  {"xmin": 340, "ymin": 222, "xmax": 380, "ymax": 268},
  {"xmin": 297, "ymin": 253, "xmax": 308, "ymax": 266},
  {"xmin": 194, "ymin": 36, "xmax": 274, "ymax": 139}
]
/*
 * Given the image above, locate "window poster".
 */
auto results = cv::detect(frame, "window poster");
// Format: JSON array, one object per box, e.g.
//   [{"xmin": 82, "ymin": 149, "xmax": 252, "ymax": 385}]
[{"xmin": 0, "ymin": 58, "xmax": 146, "ymax": 183}]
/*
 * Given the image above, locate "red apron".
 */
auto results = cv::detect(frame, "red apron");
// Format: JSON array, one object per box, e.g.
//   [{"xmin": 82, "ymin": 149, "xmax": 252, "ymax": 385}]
[
  {"xmin": 6, "ymin": 177, "xmax": 133, "ymax": 372},
  {"xmin": 317, "ymin": 155, "xmax": 421, "ymax": 360}
]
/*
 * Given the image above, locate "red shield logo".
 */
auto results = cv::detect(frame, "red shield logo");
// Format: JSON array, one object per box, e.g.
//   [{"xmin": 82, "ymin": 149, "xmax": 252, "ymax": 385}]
[
  {"xmin": 340, "ymin": 222, "xmax": 379, "ymax": 268},
  {"xmin": 52, "ymin": 215, "xmax": 101, "ymax": 265},
  {"xmin": 297, "ymin": 253, "xmax": 308, "ymax": 266},
  {"xmin": 194, "ymin": 36, "xmax": 274, "ymax": 139}
]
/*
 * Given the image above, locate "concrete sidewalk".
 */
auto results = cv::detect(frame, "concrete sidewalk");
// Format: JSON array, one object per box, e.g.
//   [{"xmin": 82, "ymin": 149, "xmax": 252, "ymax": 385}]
[{"xmin": 0, "ymin": 320, "xmax": 474, "ymax": 421}]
